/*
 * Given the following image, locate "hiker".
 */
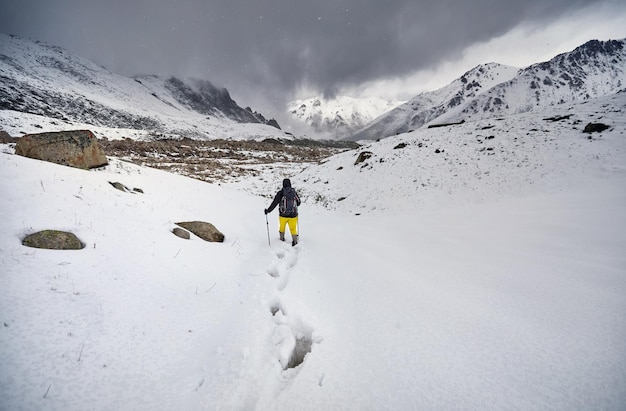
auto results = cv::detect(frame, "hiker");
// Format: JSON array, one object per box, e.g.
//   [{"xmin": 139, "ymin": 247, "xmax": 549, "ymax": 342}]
[{"xmin": 264, "ymin": 178, "xmax": 301, "ymax": 246}]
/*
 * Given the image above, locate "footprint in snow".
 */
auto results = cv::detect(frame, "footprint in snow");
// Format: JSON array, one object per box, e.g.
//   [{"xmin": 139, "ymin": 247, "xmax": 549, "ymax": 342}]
[{"xmin": 269, "ymin": 302, "xmax": 316, "ymax": 370}]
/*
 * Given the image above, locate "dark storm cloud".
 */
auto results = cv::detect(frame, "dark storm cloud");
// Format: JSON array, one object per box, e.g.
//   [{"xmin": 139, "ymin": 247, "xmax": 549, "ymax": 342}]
[{"xmin": 0, "ymin": 0, "xmax": 617, "ymax": 112}]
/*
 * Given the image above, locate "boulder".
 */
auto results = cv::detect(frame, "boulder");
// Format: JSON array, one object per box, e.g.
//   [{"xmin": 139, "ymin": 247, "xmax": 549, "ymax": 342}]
[
  {"xmin": 354, "ymin": 151, "xmax": 373, "ymax": 165},
  {"xmin": 15, "ymin": 130, "xmax": 108, "ymax": 169},
  {"xmin": 583, "ymin": 123, "xmax": 610, "ymax": 133},
  {"xmin": 175, "ymin": 221, "xmax": 224, "ymax": 242},
  {"xmin": 22, "ymin": 230, "xmax": 84, "ymax": 250}
]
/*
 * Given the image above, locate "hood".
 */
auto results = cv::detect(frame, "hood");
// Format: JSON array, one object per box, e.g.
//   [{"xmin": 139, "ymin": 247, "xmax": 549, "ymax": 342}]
[{"xmin": 283, "ymin": 178, "xmax": 292, "ymax": 188}]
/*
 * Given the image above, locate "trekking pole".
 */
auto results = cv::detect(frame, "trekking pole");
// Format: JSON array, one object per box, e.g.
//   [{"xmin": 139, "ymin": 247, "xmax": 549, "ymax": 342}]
[{"xmin": 265, "ymin": 213, "xmax": 271, "ymax": 246}]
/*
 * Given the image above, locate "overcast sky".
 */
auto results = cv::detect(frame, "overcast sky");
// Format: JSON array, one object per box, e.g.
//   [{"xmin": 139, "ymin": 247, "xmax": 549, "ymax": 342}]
[{"xmin": 1, "ymin": 0, "xmax": 625, "ymax": 126}]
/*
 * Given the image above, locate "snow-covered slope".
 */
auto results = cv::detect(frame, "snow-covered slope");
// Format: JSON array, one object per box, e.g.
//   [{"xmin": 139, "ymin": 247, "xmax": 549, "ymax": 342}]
[
  {"xmin": 349, "ymin": 63, "xmax": 519, "ymax": 141},
  {"xmin": 0, "ymin": 33, "xmax": 285, "ymax": 141},
  {"xmin": 349, "ymin": 38, "xmax": 626, "ymax": 141},
  {"xmin": 287, "ymin": 95, "xmax": 403, "ymax": 138},
  {"xmin": 1, "ymin": 88, "xmax": 625, "ymax": 409},
  {"xmin": 292, "ymin": 91, "xmax": 626, "ymax": 213}
]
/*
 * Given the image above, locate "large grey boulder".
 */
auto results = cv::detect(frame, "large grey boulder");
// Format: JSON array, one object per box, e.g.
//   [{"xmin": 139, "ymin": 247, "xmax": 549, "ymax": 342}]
[
  {"xmin": 15, "ymin": 130, "xmax": 108, "ymax": 169},
  {"xmin": 175, "ymin": 221, "xmax": 224, "ymax": 242},
  {"xmin": 22, "ymin": 230, "xmax": 84, "ymax": 250}
]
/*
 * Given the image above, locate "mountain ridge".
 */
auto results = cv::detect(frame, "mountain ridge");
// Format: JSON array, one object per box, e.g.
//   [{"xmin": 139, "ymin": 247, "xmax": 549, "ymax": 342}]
[
  {"xmin": 344, "ymin": 38, "xmax": 626, "ymax": 141},
  {"xmin": 0, "ymin": 33, "xmax": 284, "ymax": 140}
]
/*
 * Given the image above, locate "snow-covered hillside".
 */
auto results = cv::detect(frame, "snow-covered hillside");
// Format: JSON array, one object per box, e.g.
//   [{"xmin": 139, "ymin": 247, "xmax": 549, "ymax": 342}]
[
  {"xmin": 348, "ymin": 38, "xmax": 626, "ymax": 141},
  {"xmin": 439, "ymin": 39, "xmax": 626, "ymax": 124},
  {"xmin": 349, "ymin": 63, "xmax": 519, "ymax": 141},
  {"xmin": 0, "ymin": 33, "xmax": 285, "ymax": 141},
  {"xmin": 287, "ymin": 95, "xmax": 403, "ymax": 138},
  {"xmin": 1, "ymin": 87, "xmax": 625, "ymax": 409}
]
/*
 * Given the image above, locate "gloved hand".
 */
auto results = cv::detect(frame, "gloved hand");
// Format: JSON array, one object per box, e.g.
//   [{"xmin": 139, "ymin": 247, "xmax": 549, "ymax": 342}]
[{"xmin": 264, "ymin": 209, "xmax": 268, "ymax": 215}]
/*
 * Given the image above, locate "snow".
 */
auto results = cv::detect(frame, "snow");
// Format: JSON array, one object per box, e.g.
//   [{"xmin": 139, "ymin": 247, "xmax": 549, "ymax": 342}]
[{"xmin": 2, "ymin": 94, "xmax": 626, "ymax": 410}]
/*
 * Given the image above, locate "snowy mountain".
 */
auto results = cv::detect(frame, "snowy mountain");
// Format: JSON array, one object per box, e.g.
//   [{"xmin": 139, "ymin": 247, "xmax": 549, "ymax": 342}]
[
  {"xmin": 438, "ymin": 39, "xmax": 626, "ymax": 123},
  {"xmin": 2, "ymin": 85, "xmax": 626, "ymax": 410},
  {"xmin": 0, "ymin": 33, "xmax": 285, "ymax": 141},
  {"xmin": 348, "ymin": 38, "xmax": 626, "ymax": 141},
  {"xmin": 348, "ymin": 63, "xmax": 519, "ymax": 141},
  {"xmin": 287, "ymin": 95, "xmax": 403, "ymax": 138}
]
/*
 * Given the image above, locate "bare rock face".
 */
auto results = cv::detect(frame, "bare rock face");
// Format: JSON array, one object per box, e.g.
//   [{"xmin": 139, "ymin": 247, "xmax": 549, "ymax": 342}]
[
  {"xmin": 15, "ymin": 130, "xmax": 108, "ymax": 169},
  {"xmin": 175, "ymin": 221, "xmax": 224, "ymax": 242},
  {"xmin": 22, "ymin": 230, "xmax": 84, "ymax": 250}
]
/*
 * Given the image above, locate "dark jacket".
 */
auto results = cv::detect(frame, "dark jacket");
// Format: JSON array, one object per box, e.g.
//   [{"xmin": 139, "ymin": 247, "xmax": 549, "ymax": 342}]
[{"xmin": 266, "ymin": 179, "xmax": 301, "ymax": 218}]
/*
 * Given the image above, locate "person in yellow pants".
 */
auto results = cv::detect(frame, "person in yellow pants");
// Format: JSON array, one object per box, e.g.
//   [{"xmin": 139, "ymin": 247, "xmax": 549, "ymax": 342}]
[{"xmin": 264, "ymin": 178, "xmax": 301, "ymax": 246}]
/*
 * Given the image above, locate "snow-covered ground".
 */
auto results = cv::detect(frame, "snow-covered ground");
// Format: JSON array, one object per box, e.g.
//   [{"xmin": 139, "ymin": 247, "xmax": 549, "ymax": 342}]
[{"xmin": 1, "ymin": 93, "xmax": 626, "ymax": 409}]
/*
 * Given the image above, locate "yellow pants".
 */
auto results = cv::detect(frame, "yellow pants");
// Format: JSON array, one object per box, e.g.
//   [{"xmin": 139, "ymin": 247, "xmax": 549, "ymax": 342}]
[{"xmin": 279, "ymin": 216, "xmax": 298, "ymax": 235}]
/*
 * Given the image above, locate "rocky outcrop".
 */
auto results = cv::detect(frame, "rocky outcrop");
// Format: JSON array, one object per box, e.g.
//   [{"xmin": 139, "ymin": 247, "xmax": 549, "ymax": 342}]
[
  {"xmin": 22, "ymin": 230, "xmax": 84, "ymax": 250},
  {"xmin": 15, "ymin": 130, "xmax": 108, "ymax": 169},
  {"xmin": 175, "ymin": 221, "xmax": 224, "ymax": 242}
]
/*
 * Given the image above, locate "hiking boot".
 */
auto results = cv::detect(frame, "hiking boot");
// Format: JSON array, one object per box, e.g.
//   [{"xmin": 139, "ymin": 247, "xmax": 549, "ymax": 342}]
[
  {"xmin": 292, "ymin": 235, "xmax": 298, "ymax": 247},
  {"xmin": 279, "ymin": 232, "xmax": 285, "ymax": 241}
]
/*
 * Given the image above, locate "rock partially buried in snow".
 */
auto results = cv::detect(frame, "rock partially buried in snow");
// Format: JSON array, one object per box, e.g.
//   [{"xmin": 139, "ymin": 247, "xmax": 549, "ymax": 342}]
[
  {"xmin": 354, "ymin": 151, "xmax": 373, "ymax": 165},
  {"xmin": 175, "ymin": 221, "xmax": 224, "ymax": 242},
  {"xmin": 15, "ymin": 130, "xmax": 108, "ymax": 169},
  {"xmin": 583, "ymin": 122, "xmax": 610, "ymax": 133},
  {"xmin": 22, "ymin": 230, "xmax": 84, "ymax": 250},
  {"xmin": 109, "ymin": 181, "xmax": 144, "ymax": 194},
  {"xmin": 172, "ymin": 227, "xmax": 191, "ymax": 240}
]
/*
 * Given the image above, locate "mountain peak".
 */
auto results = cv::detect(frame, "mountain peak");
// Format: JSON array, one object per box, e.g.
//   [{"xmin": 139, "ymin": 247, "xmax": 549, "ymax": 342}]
[
  {"xmin": 0, "ymin": 33, "xmax": 283, "ymax": 140},
  {"xmin": 345, "ymin": 38, "xmax": 625, "ymax": 141},
  {"xmin": 287, "ymin": 95, "xmax": 404, "ymax": 138}
]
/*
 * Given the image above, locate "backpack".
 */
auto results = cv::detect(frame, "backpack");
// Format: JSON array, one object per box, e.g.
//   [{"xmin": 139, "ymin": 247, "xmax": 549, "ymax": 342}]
[{"xmin": 279, "ymin": 187, "xmax": 298, "ymax": 215}]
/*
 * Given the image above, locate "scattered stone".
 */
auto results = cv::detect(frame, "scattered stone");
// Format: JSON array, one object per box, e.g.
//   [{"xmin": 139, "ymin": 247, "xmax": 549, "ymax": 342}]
[
  {"xmin": 109, "ymin": 181, "xmax": 143, "ymax": 193},
  {"xmin": 15, "ymin": 130, "xmax": 108, "ymax": 169},
  {"xmin": 394, "ymin": 143, "xmax": 407, "ymax": 149},
  {"xmin": 22, "ymin": 230, "xmax": 84, "ymax": 250},
  {"xmin": 427, "ymin": 119, "xmax": 465, "ymax": 129},
  {"xmin": 172, "ymin": 227, "xmax": 191, "ymax": 240},
  {"xmin": 109, "ymin": 181, "xmax": 130, "ymax": 192},
  {"xmin": 354, "ymin": 151, "xmax": 373, "ymax": 165},
  {"xmin": 176, "ymin": 221, "xmax": 224, "ymax": 242},
  {"xmin": 583, "ymin": 123, "xmax": 610, "ymax": 133},
  {"xmin": 544, "ymin": 114, "xmax": 573, "ymax": 122}
]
